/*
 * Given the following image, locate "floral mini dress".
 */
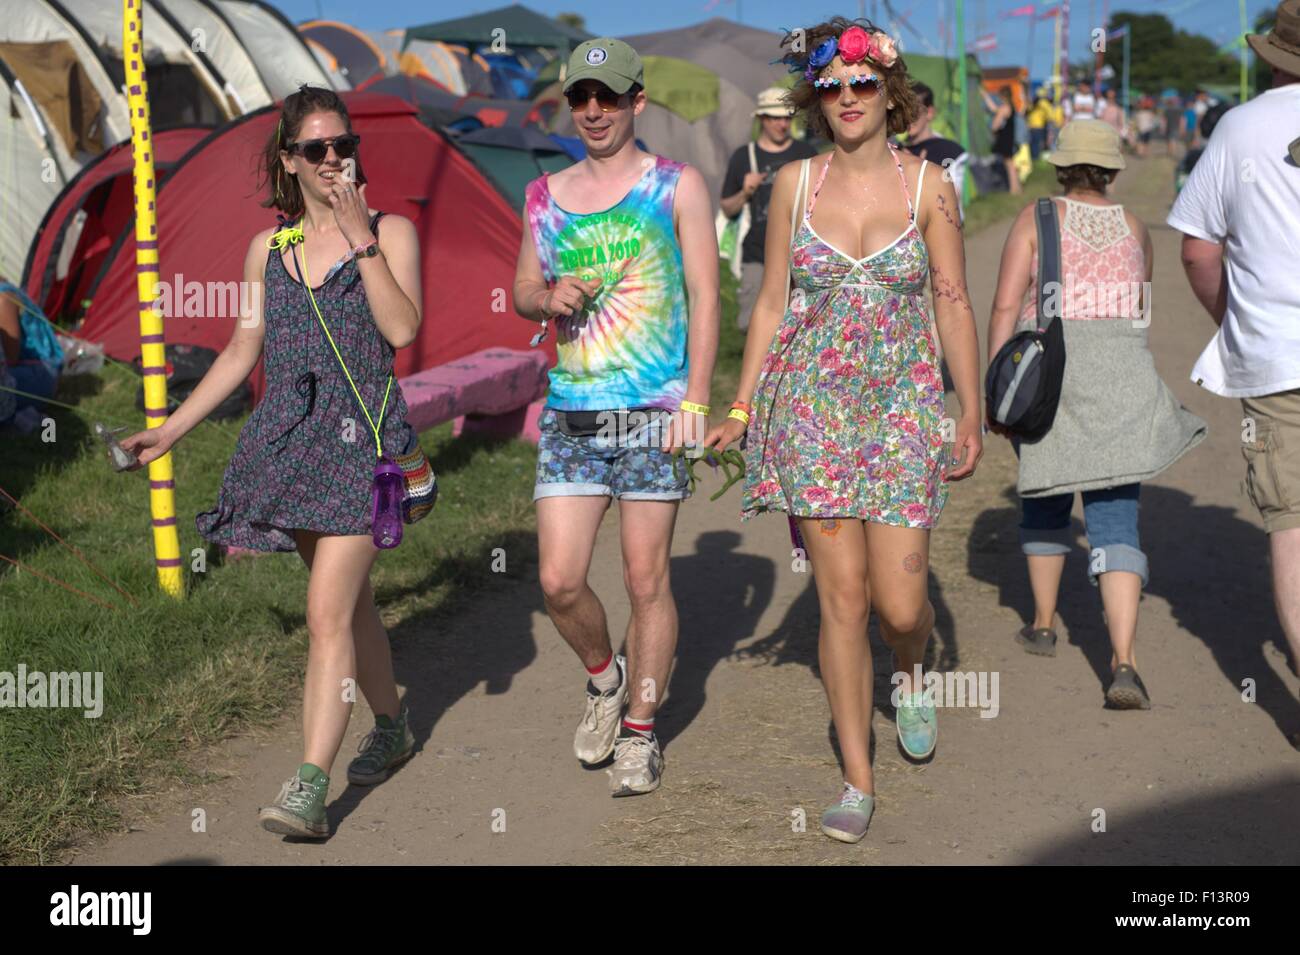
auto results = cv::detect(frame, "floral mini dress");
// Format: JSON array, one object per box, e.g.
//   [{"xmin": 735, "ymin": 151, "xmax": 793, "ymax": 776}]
[{"xmin": 741, "ymin": 148, "xmax": 949, "ymax": 531}]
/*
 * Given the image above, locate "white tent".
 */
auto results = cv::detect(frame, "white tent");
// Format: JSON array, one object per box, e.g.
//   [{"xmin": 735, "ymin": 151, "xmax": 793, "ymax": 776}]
[
  {"xmin": 155, "ymin": 0, "xmax": 272, "ymax": 113},
  {"xmin": 213, "ymin": 0, "xmax": 345, "ymax": 98},
  {"xmin": 303, "ymin": 36, "xmax": 351, "ymax": 91},
  {"xmin": 0, "ymin": 56, "xmax": 77, "ymax": 280},
  {"xmin": 367, "ymin": 29, "xmax": 405, "ymax": 77},
  {"xmin": 56, "ymin": 0, "xmax": 234, "ymax": 127},
  {"xmin": 0, "ymin": 0, "xmax": 132, "ymax": 149}
]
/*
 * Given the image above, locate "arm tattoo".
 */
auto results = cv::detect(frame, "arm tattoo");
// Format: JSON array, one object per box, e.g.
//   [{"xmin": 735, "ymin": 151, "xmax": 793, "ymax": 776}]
[
  {"xmin": 930, "ymin": 264, "xmax": 974, "ymax": 315},
  {"xmin": 936, "ymin": 193, "xmax": 962, "ymax": 232}
]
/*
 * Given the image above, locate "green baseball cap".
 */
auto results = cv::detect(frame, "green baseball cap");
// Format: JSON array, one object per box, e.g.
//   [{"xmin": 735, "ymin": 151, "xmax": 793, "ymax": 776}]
[{"xmin": 562, "ymin": 38, "xmax": 643, "ymax": 95}]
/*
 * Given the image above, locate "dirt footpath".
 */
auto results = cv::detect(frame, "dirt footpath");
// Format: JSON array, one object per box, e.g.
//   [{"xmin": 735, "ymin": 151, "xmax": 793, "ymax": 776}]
[{"xmin": 75, "ymin": 156, "xmax": 1300, "ymax": 866}]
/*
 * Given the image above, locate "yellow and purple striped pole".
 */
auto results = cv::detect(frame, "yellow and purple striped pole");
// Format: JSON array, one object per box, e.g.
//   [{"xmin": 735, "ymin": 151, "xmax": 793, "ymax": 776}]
[{"xmin": 124, "ymin": 0, "xmax": 182, "ymax": 596}]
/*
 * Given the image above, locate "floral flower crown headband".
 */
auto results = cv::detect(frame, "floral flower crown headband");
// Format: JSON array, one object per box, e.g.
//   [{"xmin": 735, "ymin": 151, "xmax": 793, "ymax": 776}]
[{"xmin": 796, "ymin": 25, "xmax": 899, "ymax": 84}]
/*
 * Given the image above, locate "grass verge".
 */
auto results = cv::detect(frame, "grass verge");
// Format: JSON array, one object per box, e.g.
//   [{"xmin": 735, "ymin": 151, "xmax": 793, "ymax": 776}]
[
  {"xmin": 962, "ymin": 160, "xmax": 1057, "ymax": 235},
  {"xmin": 0, "ymin": 361, "xmax": 538, "ymax": 863}
]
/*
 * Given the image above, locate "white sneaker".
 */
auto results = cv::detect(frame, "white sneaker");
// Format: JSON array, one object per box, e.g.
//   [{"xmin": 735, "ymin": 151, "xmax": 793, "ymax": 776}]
[
  {"xmin": 607, "ymin": 730, "xmax": 663, "ymax": 796},
  {"xmin": 574, "ymin": 655, "xmax": 627, "ymax": 765}
]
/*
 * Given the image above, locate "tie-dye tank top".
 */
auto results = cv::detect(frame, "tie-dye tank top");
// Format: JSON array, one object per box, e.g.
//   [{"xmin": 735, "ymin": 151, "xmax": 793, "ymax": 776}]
[{"xmin": 524, "ymin": 156, "xmax": 688, "ymax": 411}]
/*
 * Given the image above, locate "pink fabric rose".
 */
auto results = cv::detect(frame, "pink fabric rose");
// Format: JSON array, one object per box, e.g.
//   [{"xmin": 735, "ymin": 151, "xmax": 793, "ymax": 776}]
[
  {"xmin": 838, "ymin": 26, "xmax": 871, "ymax": 65},
  {"xmin": 866, "ymin": 32, "xmax": 899, "ymax": 68}
]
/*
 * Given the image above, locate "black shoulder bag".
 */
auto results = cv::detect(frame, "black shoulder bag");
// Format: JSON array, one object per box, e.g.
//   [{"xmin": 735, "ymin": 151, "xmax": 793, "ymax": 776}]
[{"xmin": 984, "ymin": 197, "xmax": 1066, "ymax": 441}]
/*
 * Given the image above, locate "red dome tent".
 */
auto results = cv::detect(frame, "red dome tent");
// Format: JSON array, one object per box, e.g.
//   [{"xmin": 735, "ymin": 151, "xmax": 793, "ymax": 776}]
[
  {"xmin": 73, "ymin": 92, "xmax": 539, "ymax": 400},
  {"xmin": 21, "ymin": 127, "xmax": 210, "ymax": 324}
]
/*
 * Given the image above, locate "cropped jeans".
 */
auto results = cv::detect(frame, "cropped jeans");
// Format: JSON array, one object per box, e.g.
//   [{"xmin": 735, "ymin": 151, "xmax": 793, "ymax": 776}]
[{"xmin": 1019, "ymin": 483, "xmax": 1148, "ymax": 588}]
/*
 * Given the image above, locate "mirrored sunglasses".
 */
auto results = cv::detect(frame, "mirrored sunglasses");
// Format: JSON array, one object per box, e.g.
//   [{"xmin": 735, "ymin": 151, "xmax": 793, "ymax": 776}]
[
  {"xmin": 814, "ymin": 74, "xmax": 882, "ymax": 104},
  {"xmin": 566, "ymin": 86, "xmax": 629, "ymax": 113}
]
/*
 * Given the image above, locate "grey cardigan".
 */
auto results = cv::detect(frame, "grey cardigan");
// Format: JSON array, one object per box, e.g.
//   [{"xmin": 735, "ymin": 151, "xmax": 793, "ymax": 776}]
[{"xmin": 1017, "ymin": 317, "xmax": 1206, "ymax": 497}]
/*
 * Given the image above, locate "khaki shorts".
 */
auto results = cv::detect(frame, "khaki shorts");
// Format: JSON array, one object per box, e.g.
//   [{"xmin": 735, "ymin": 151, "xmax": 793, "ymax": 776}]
[{"xmin": 1241, "ymin": 389, "xmax": 1300, "ymax": 533}]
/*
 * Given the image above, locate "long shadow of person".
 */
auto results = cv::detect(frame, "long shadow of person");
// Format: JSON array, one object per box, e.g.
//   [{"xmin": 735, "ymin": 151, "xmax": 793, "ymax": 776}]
[
  {"xmin": 323, "ymin": 526, "xmax": 542, "ymax": 832},
  {"xmin": 968, "ymin": 483, "xmax": 1300, "ymax": 744},
  {"xmin": 653, "ymin": 530, "xmax": 776, "ymax": 749},
  {"xmin": 317, "ymin": 431, "xmax": 543, "ymax": 833},
  {"xmin": 1142, "ymin": 485, "xmax": 1299, "ymax": 743},
  {"xmin": 732, "ymin": 551, "xmax": 959, "ymax": 775}
]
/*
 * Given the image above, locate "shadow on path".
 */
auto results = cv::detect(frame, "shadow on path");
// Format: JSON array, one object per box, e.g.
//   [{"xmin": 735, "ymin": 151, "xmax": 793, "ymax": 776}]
[
  {"xmin": 656, "ymin": 531, "xmax": 776, "ymax": 749},
  {"xmin": 731, "ymin": 552, "xmax": 960, "ymax": 775},
  {"xmin": 1024, "ymin": 775, "xmax": 1300, "ymax": 864},
  {"xmin": 968, "ymin": 484, "xmax": 1300, "ymax": 744}
]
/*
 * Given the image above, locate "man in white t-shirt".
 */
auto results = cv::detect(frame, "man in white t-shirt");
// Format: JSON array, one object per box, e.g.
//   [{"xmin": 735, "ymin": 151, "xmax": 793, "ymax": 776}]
[
  {"xmin": 1168, "ymin": 0, "xmax": 1300, "ymax": 700},
  {"xmin": 1065, "ymin": 80, "xmax": 1097, "ymax": 121}
]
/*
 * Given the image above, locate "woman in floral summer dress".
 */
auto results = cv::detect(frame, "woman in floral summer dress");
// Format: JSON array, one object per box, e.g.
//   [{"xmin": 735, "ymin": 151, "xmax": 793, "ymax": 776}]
[
  {"xmin": 705, "ymin": 17, "xmax": 983, "ymax": 844},
  {"xmin": 121, "ymin": 87, "xmax": 424, "ymax": 839}
]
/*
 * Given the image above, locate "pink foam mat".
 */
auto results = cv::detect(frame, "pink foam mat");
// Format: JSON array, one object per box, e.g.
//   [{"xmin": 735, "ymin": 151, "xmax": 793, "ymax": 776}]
[{"xmin": 399, "ymin": 348, "xmax": 548, "ymax": 435}]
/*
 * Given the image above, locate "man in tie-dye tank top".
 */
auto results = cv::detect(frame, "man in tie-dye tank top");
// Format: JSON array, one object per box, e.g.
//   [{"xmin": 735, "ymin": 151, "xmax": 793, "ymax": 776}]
[{"xmin": 513, "ymin": 38, "xmax": 719, "ymax": 798}]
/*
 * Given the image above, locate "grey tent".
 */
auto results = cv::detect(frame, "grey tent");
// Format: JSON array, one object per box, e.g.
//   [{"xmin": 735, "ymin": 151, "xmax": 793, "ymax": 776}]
[{"xmin": 622, "ymin": 18, "xmax": 790, "ymax": 98}]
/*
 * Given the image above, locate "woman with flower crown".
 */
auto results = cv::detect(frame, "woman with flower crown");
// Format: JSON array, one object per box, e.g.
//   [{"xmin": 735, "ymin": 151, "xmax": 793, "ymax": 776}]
[{"xmin": 705, "ymin": 17, "xmax": 983, "ymax": 844}]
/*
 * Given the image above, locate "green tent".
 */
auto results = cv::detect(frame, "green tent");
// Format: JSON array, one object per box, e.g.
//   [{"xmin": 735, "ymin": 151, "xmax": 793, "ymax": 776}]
[
  {"xmin": 455, "ymin": 126, "xmax": 571, "ymax": 212},
  {"xmin": 404, "ymin": 4, "xmax": 590, "ymax": 54},
  {"xmin": 906, "ymin": 52, "xmax": 991, "ymax": 156}
]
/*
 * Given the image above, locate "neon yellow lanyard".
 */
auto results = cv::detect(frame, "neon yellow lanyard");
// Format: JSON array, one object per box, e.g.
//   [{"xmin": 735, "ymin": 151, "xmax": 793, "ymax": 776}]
[{"xmin": 279, "ymin": 226, "xmax": 393, "ymax": 460}]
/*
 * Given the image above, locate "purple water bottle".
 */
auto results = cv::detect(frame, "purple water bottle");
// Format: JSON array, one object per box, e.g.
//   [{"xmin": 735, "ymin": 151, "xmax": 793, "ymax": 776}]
[{"xmin": 371, "ymin": 457, "xmax": 405, "ymax": 549}]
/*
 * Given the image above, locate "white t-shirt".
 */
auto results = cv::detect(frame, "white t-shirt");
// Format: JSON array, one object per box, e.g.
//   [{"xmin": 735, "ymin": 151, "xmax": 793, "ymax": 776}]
[
  {"xmin": 1167, "ymin": 84, "xmax": 1300, "ymax": 398},
  {"xmin": 1067, "ymin": 91, "xmax": 1096, "ymax": 119}
]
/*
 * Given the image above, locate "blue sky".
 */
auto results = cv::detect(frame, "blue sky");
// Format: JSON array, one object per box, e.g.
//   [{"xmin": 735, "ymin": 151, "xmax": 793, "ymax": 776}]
[{"xmin": 273, "ymin": 0, "xmax": 1275, "ymax": 78}]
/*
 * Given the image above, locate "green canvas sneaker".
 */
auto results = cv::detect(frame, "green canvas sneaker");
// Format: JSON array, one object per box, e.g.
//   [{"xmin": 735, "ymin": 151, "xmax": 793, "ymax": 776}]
[
  {"xmin": 259, "ymin": 765, "xmax": 330, "ymax": 838},
  {"xmin": 347, "ymin": 704, "xmax": 415, "ymax": 785},
  {"xmin": 896, "ymin": 691, "xmax": 938, "ymax": 760}
]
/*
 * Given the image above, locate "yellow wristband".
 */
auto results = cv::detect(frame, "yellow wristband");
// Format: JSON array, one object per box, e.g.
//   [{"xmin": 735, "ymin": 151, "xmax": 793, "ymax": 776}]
[
  {"xmin": 727, "ymin": 408, "xmax": 751, "ymax": 426},
  {"xmin": 680, "ymin": 400, "xmax": 710, "ymax": 415}
]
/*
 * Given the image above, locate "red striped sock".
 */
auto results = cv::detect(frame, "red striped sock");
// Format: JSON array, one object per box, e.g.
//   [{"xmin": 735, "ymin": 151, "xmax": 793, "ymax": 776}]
[
  {"xmin": 622, "ymin": 715, "xmax": 654, "ymax": 738},
  {"xmin": 587, "ymin": 653, "xmax": 619, "ymax": 693}
]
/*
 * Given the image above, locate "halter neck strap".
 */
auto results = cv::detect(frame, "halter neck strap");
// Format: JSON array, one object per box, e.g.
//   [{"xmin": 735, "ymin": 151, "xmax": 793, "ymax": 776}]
[{"xmin": 806, "ymin": 143, "xmax": 914, "ymax": 222}]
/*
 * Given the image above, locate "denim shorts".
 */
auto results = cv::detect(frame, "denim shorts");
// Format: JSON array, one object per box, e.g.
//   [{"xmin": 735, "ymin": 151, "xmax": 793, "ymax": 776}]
[
  {"xmin": 533, "ymin": 406, "xmax": 691, "ymax": 502},
  {"xmin": 1019, "ymin": 483, "xmax": 1148, "ymax": 587}
]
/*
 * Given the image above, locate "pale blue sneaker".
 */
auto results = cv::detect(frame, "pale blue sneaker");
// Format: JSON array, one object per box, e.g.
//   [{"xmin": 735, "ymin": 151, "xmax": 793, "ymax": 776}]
[
  {"xmin": 896, "ymin": 691, "xmax": 938, "ymax": 760},
  {"xmin": 820, "ymin": 782, "xmax": 875, "ymax": 844}
]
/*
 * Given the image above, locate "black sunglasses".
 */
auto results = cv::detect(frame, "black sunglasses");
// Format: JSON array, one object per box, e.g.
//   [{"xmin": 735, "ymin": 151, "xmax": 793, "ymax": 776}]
[
  {"xmin": 285, "ymin": 134, "xmax": 360, "ymax": 163},
  {"xmin": 565, "ymin": 86, "xmax": 629, "ymax": 113}
]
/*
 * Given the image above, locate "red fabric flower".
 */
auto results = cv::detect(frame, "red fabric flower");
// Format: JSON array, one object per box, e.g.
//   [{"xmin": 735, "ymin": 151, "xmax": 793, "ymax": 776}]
[{"xmin": 838, "ymin": 26, "xmax": 871, "ymax": 64}]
